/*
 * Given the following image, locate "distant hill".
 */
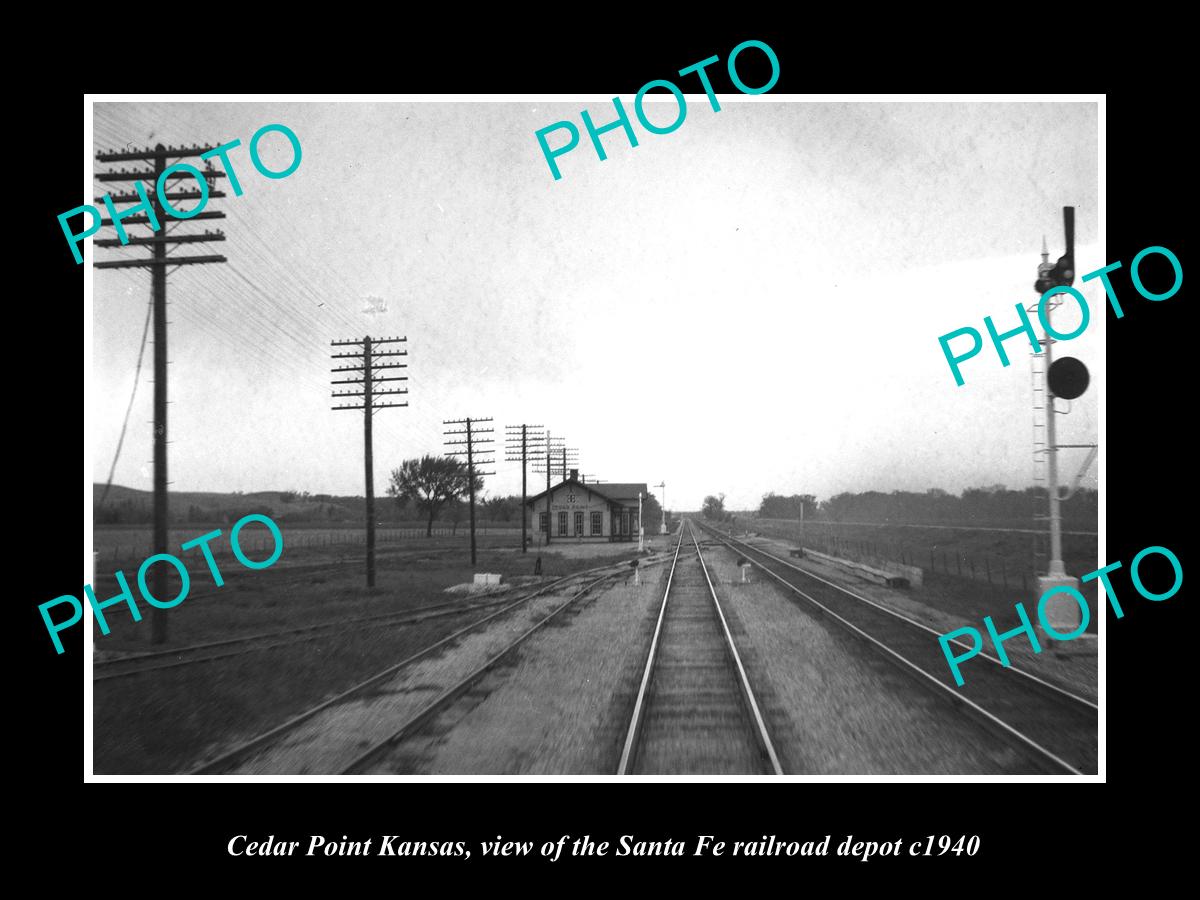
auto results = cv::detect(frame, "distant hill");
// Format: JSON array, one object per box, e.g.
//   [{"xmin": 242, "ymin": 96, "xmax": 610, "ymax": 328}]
[{"xmin": 93, "ymin": 484, "xmax": 372, "ymax": 525}]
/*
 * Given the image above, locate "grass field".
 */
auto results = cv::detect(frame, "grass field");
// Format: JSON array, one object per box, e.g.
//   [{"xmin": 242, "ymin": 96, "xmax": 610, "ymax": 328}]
[
  {"xmin": 92, "ymin": 522, "xmax": 525, "ymax": 567},
  {"xmin": 91, "ymin": 541, "xmax": 641, "ymax": 773},
  {"xmin": 724, "ymin": 516, "xmax": 1100, "ymax": 636},
  {"xmin": 749, "ymin": 517, "xmax": 1098, "ymax": 591}
]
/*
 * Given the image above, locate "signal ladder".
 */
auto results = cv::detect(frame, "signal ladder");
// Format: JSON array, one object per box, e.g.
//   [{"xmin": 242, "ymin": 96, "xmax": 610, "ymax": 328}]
[{"xmin": 1030, "ymin": 340, "xmax": 1052, "ymax": 578}]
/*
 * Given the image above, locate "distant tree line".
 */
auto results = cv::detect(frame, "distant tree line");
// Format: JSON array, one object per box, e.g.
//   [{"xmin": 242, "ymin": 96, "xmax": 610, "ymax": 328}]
[
  {"xmin": 756, "ymin": 487, "xmax": 1097, "ymax": 528},
  {"xmin": 95, "ymin": 464, "xmax": 675, "ymax": 532},
  {"xmin": 759, "ymin": 493, "xmax": 819, "ymax": 519}
]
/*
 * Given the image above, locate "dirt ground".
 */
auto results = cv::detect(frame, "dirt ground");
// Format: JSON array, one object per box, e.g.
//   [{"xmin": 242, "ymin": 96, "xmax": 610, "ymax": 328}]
[
  {"xmin": 96, "ymin": 521, "xmax": 1096, "ymax": 775},
  {"xmin": 92, "ymin": 544, "xmax": 643, "ymax": 773},
  {"xmin": 221, "ymin": 574, "xmax": 630, "ymax": 774},
  {"xmin": 349, "ymin": 528, "xmax": 1066, "ymax": 775},
  {"xmin": 524, "ymin": 537, "xmax": 669, "ymax": 560},
  {"xmin": 362, "ymin": 564, "xmax": 668, "ymax": 775}
]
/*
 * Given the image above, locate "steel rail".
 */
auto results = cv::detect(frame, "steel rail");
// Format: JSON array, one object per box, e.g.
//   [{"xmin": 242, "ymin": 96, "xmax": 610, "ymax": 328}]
[
  {"xmin": 619, "ymin": 521, "xmax": 782, "ymax": 775},
  {"xmin": 697, "ymin": 523, "xmax": 1091, "ymax": 775},
  {"xmin": 689, "ymin": 524, "xmax": 784, "ymax": 775},
  {"xmin": 188, "ymin": 556, "xmax": 662, "ymax": 775},
  {"xmin": 93, "ymin": 595, "xmax": 525, "ymax": 682},
  {"xmin": 617, "ymin": 524, "xmax": 686, "ymax": 774},
  {"xmin": 339, "ymin": 569, "xmax": 634, "ymax": 774},
  {"xmin": 705, "ymin": 524, "xmax": 1096, "ymax": 710}
]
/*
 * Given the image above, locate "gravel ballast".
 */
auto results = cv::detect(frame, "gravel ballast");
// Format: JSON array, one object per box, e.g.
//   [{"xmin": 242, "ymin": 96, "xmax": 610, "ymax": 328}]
[
  {"xmin": 216, "ymin": 572, "xmax": 626, "ymax": 774},
  {"xmin": 730, "ymin": 532, "xmax": 1097, "ymax": 704},
  {"xmin": 700, "ymin": 540, "xmax": 1052, "ymax": 774},
  {"xmin": 363, "ymin": 564, "xmax": 669, "ymax": 774}
]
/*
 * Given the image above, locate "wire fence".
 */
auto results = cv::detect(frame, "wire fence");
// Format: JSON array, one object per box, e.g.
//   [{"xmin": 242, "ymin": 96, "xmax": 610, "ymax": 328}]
[
  {"xmin": 744, "ymin": 520, "xmax": 1037, "ymax": 592},
  {"xmin": 95, "ymin": 523, "xmax": 524, "ymax": 566}
]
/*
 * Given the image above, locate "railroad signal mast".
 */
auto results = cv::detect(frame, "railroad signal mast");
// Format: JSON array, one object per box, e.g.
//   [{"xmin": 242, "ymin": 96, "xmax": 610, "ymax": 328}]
[
  {"xmin": 94, "ymin": 143, "xmax": 229, "ymax": 645},
  {"xmin": 444, "ymin": 417, "xmax": 495, "ymax": 565},
  {"xmin": 331, "ymin": 335, "xmax": 409, "ymax": 588},
  {"xmin": 505, "ymin": 424, "xmax": 545, "ymax": 554},
  {"xmin": 1030, "ymin": 207, "xmax": 1096, "ymax": 635},
  {"xmin": 654, "ymin": 481, "xmax": 667, "ymax": 534}
]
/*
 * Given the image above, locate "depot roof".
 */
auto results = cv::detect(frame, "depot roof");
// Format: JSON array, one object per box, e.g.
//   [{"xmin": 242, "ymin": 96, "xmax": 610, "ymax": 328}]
[{"xmin": 526, "ymin": 477, "xmax": 648, "ymax": 507}]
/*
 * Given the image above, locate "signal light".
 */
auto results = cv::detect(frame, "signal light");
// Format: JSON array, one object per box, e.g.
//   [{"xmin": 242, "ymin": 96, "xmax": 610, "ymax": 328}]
[
  {"xmin": 1035, "ymin": 206, "xmax": 1075, "ymax": 294},
  {"xmin": 1047, "ymin": 356, "xmax": 1089, "ymax": 400}
]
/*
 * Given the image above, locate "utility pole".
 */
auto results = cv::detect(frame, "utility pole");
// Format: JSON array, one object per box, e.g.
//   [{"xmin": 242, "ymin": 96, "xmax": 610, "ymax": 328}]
[
  {"xmin": 532, "ymin": 431, "xmax": 565, "ymax": 545},
  {"xmin": 94, "ymin": 143, "xmax": 229, "ymax": 645},
  {"xmin": 537, "ymin": 446, "xmax": 578, "ymax": 481},
  {"xmin": 654, "ymin": 481, "xmax": 667, "ymax": 534},
  {"xmin": 505, "ymin": 424, "xmax": 545, "ymax": 553},
  {"xmin": 331, "ymin": 335, "xmax": 408, "ymax": 587},
  {"xmin": 444, "ymin": 417, "xmax": 495, "ymax": 565},
  {"xmin": 545, "ymin": 432, "xmax": 553, "ymax": 546}
]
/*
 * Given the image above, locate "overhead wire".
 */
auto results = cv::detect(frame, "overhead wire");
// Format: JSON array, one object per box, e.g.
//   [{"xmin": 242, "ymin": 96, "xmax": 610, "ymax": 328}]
[
  {"xmin": 97, "ymin": 293, "xmax": 153, "ymax": 503},
  {"xmin": 91, "ymin": 109, "xmax": 516, "ymax": 494}
]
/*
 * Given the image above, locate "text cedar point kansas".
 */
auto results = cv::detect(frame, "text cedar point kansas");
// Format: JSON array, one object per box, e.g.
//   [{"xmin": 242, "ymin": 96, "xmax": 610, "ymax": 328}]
[{"xmin": 534, "ymin": 40, "xmax": 781, "ymax": 181}]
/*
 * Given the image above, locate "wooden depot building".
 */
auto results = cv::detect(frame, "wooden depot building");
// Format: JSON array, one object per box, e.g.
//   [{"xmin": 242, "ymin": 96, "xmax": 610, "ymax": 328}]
[{"xmin": 528, "ymin": 470, "xmax": 647, "ymax": 542}]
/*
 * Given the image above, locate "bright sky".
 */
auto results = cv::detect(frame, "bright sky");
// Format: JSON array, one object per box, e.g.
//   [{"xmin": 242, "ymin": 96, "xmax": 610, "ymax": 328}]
[{"xmin": 90, "ymin": 99, "xmax": 1101, "ymax": 511}]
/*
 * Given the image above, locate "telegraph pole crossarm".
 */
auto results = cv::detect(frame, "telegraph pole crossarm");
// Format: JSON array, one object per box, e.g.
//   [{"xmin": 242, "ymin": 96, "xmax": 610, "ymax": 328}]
[
  {"xmin": 506, "ymin": 424, "xmax": 545, "ymax": 554},
  {"xmin": 330, "ymin": 334, "xmax": 408, "ymax": 587},
  {"xmin": 445, "ymin": 417, "xmax": 495, "ymax": 565},
  {"xmin": 94, "ymin": 141, "xmax": 231, "ymax": 645}
]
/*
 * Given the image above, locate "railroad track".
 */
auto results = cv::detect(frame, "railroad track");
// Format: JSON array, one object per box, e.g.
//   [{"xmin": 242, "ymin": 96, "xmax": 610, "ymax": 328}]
[
  {"xmin": 95, "ymin": 546, "xmax": 653, "ymax": 680},
  {"xmin": 618, "ymin": 521, "xmax": 783, "ymax": 775},
  {"xmin": 695, "ymin": 521, "xmax": 1098, "ymax": 775},
  {"xmin": 89, "ymin": 543, "xmax": 488, "ymax": 608},
  {"xmin": 92, "ymin": 594, "xmax": 527, "ymax": 682},
  {"xmin": 190, "ymin": 554, "xmax": 669, "ymax": 775},
  {"xmin": 338, "ymin": 569, "xmax": 634, "ymax": 775}
]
